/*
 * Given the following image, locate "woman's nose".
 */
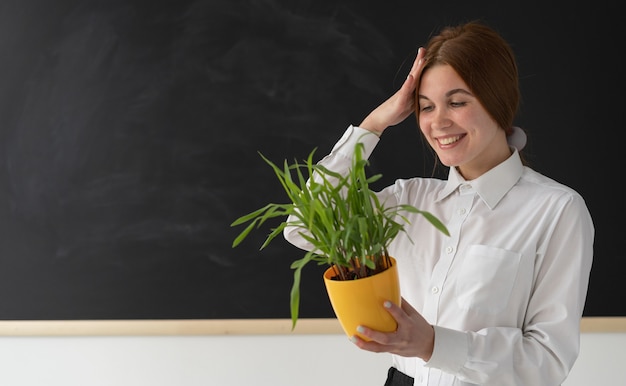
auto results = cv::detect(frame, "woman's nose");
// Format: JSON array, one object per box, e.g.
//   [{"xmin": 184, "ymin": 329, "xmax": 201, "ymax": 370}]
[{"xmin": 431, "ymin": 109, "xmax": 452, "ymax": 130}]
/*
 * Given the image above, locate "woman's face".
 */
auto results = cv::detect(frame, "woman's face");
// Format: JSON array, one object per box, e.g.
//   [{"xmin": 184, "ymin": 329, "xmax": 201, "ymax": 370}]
[{"xmin": 417, "ymin": 64, "xmax": 511, "ymax": 180}]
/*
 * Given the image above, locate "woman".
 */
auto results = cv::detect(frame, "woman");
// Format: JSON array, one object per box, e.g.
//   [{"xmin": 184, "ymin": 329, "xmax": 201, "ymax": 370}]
[{"xmin": 284, "ymin": 21, "xmax": 594, "ymax": 385}]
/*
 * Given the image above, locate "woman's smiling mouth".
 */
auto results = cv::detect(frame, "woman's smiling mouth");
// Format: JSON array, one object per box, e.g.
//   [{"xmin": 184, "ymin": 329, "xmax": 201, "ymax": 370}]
[{"xmin": 438, "ymin": 134, "xmax": 464, "ymax": 145}]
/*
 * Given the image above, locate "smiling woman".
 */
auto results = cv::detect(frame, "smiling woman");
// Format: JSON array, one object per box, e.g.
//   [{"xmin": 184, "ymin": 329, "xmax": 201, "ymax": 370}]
[{"xmin": 283, "ymin": 21, "xmax": 595, "ymax": 385}]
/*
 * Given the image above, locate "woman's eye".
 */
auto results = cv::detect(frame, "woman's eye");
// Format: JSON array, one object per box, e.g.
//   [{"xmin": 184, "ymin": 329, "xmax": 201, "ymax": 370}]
[
  {"xmin": 450, "ymin": 101, "xmax": 467, "ymax": 107},
  {"xmin": 420, "ymin": 105, "xmax": 434, "ymax": 112}
]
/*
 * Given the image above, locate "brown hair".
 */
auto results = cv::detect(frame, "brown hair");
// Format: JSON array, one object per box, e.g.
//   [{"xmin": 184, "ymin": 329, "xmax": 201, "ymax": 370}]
[{"xmin": 418, "ymin": 21, "xmax": 520, "ymax": 136}]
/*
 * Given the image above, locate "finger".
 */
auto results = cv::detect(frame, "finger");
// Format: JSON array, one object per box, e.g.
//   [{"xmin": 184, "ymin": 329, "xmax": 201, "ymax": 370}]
[
  {"xmin": 399, "ymin": 72, "xmax": 418, "ymax": 101},
  {"xmin": 349, "ymin": 331, "xmax": 389, "ymax": 353},
  {"xmin": 408, "ymin": 47, "xmax": 425, "ymax": 77},
  {"xmin": 399, "ymin": 296, "xmax": 419, "ymax": 316},
  {"xmin": 380, "ymin": 299, "xmax": 407, "ymax": 322},
  {"xmin": 351, "ymin": 323, "xmax": 395, "ymax": 348},
  {"xmin": 402, "ymin": 48, "xmax": 425, "ymax": 94}
]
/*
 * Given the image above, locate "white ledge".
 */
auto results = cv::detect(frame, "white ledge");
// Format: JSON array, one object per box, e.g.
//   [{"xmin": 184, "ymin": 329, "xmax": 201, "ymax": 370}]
[{"xmin": 0, "ymin": 317, "xmax": 623, "ymax": 336}]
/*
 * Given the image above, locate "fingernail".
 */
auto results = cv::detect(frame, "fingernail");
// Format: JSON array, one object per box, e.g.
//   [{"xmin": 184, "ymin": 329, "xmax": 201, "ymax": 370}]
[
  {"xmin": 356, "ymin": 325, "xmax": 365, "ymax": 334},
  {"xmin": 349, "ymin": 336, "xmax": 358, "ymax": 343},
  {"xmin": 384, "ymin": 301, "xmax": 392, "ymax": 308}
]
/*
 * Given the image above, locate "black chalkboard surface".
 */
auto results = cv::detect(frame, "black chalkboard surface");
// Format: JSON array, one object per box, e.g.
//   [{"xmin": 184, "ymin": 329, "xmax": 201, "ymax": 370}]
[{"xmin": 0, "ymin": 0, "xmax": 623, "ymax": 320}]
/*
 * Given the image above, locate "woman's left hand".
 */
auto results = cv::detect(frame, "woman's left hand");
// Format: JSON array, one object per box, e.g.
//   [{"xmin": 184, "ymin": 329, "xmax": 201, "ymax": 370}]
[{"xmin": 350, "ymin": 297, "xmax": 435, "ymax": 361}]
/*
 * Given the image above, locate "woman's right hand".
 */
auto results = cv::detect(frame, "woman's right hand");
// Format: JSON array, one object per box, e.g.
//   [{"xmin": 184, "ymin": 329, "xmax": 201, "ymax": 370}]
[{"xmin": 359, "ymin": 47, "xmax": 426, "ymax": 136}]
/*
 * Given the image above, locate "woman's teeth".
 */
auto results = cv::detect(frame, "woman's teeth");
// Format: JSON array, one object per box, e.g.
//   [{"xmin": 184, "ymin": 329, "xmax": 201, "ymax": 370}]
[{"xmin": 439, "ymin": 135, "xmax": 462, "ymax": 145}]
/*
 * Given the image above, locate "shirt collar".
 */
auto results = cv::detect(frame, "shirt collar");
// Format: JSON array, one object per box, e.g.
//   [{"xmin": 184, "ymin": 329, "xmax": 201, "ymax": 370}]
[{"xmin": 435, "ymin": 148, "xmax": 525, "ymax": 210}]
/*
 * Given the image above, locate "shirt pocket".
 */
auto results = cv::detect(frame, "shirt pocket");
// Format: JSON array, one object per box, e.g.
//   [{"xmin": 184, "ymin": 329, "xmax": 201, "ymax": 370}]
[{"xmin": 455, "ymin": 244, "xmax": 521, "ymax": 314}]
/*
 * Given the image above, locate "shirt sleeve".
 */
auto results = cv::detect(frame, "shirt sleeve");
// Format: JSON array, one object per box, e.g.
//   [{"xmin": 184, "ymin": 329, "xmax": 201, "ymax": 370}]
[
  {"xmin": 425, "ymin": 193, "xmax": 595, "ymax": 385},
  {"xmin": 282, "ymin": 125, "xmax": 379, "ymax": 251}
]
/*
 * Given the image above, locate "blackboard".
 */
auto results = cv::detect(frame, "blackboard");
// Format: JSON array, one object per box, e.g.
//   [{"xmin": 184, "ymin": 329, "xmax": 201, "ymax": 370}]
[{"xmin": 0, "ymin": 0, "xmax": 623, "ymax": 321}]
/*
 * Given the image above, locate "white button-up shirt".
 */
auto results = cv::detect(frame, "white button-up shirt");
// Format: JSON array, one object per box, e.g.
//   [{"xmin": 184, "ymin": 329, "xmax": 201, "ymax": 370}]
[{"xmin": 284, "ymin": 125, "xmax": 594, "ymax": 385}]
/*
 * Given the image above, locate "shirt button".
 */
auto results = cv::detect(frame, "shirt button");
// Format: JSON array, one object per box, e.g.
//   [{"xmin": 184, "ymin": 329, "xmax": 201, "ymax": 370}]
[
  {"xmin": 446, "ymin": 246, "xmax": 454, "ymax": 254},
  {"xmin": 431, "ymin": 286, "xmax": 439, "ymax": 294},
  {"xmin": 458, "ymin": 208, "xmax": 466, "ymax": 215}
]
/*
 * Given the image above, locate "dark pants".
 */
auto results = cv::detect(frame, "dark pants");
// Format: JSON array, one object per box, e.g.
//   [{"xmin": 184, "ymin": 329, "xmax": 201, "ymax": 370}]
[{"xmin": 384, "ymin": 367, "xmax": 414, "ymax": 386}]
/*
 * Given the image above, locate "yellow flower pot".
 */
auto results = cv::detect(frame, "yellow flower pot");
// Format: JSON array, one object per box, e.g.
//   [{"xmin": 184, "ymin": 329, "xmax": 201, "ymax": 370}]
[{"xmin": 323, "ymin": 257, "xmax": 400, "ymax": 341}]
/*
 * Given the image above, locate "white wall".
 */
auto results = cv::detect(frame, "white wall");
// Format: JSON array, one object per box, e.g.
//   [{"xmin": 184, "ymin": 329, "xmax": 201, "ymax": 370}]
[{"xmin": 0, "ymin": 332, "xmax": 623, "ymax": 385}]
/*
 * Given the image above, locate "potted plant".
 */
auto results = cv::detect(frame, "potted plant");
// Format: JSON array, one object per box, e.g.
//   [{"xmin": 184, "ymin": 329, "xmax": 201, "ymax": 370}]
[{"xmin": 231, "ymin": 140, "xmax": 449, "ymax": 336}]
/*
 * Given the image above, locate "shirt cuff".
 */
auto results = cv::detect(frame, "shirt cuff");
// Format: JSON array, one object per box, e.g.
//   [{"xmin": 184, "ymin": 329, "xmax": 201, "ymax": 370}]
[
  {"xmin": 425, "ymin": 325, "xmax": 468, "ymax": 374},
  {"xmin": 329, "ymin": 125, "xmax": 380, "ymax": 160}
]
